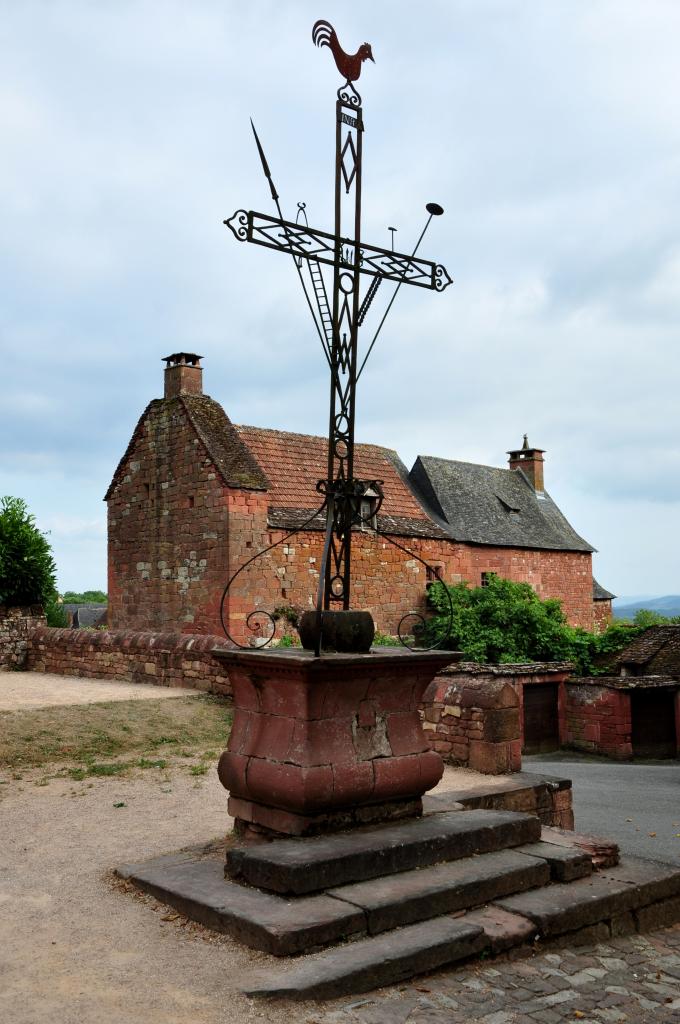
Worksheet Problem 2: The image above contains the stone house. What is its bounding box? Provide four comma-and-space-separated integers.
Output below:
105, 354, 611, 643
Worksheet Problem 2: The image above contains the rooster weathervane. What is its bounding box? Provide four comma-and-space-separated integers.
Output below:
223, 21, 454, 654
312, 19, 374, 81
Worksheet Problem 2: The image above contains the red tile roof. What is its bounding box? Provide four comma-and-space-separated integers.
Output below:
235, 425, 432, 522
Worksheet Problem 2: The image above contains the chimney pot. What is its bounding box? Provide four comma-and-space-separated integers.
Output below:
507, 435, 545, 493
163, 352, 203, 399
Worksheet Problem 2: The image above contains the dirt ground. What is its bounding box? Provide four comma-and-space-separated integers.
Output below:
0, 764, 330, 1024
0, 672, 522, 1024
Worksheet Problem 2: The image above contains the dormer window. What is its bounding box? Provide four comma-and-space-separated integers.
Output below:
497, 495, 521, 517
358, 487, 379, 531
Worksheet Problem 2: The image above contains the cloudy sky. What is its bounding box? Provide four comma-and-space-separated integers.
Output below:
2, 1, 679, 598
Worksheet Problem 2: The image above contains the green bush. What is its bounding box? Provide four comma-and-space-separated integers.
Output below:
44, 595, 68, 627
425, 575, 644, 676
0, 497, 57, 607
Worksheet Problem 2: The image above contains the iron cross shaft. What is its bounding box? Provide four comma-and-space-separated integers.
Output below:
225, 52, 450, 616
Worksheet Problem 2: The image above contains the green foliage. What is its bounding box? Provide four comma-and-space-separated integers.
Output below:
372, 630, 401, 646
272, 604, 301, 627
0, 497, 57, 607
277, 633, 301, 648
44, 596, 68, 628
61, 590, 107, 604
426, 575, 645, 676
630, 608, 680, 627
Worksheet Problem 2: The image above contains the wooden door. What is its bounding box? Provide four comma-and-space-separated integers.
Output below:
523, 682, 559, 754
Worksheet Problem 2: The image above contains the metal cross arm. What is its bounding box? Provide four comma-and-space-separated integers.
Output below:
224, 209, 452, 292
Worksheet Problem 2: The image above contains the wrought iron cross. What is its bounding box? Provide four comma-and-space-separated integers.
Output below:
225, 21, 452, 617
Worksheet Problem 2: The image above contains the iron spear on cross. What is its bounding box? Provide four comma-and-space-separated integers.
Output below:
224, 20, 452, 636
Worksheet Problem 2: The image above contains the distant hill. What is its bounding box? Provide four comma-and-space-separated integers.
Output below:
613, 595, 680, 620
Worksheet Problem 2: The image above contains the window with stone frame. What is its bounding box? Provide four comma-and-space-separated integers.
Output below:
358, 488, 379, 532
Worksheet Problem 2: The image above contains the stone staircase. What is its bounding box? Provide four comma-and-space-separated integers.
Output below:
118, 807, 680, 1000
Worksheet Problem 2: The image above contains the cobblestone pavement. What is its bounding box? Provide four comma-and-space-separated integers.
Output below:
309, 924, 680, 1024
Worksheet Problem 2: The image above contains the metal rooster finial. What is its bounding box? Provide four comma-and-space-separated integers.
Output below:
312, 20, 375, 82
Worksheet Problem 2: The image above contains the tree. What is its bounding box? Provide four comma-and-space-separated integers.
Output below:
426, 574, 575, 664
61, 590, 107, 604
425, 574, 644, 675
0, 496, 57, 606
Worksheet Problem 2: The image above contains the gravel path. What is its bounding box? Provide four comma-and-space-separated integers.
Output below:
0, 669, 197, 709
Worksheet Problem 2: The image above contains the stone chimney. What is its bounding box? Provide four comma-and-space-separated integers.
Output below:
507, 434, 545, 493
163, 352, 203, 399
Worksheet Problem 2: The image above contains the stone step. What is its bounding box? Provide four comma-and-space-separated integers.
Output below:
328, 848, 550, 935
119, 844, 550, 955
227, 808, 542, 894
241, 916, 487, 999
495, 855, 680, 938
514, 840, 592, 882
117, 854, 365, 956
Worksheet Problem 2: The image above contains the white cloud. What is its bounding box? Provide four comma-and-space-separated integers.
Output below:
2, 1, 680, 596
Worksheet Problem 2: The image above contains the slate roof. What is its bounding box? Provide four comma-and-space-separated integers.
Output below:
235, 425, 447, 539
593, 579, 616, 601
409, 455, 594, 553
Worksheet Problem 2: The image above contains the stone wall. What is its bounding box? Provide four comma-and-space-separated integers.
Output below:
421, 664, 523, 774
0, 605, 45, 669
593, 599, 613, 633
107, 395, 271, 639
421, 662, 573, 773
25, 627, 232, 696
564, 680, 633, 759
264, 532, 595, 638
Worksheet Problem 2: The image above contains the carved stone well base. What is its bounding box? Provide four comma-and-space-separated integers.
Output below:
215, 648, 461, 837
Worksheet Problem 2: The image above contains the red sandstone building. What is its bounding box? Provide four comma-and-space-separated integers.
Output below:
106, 354, 613, 642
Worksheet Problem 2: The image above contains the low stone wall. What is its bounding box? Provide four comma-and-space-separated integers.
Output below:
564, 680, 632, 758
424, 771, 574, 829
421, 662, 574, 773
0, 605, 45, 669
421, 664, 523, 774
25, 627, 232, 697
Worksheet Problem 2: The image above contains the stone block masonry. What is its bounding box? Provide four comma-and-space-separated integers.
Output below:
421, 666, 522, 775
261, 530, 596, 640
0, 605, 46, 669
25, 626, 232, 696
421, 663, 571, 773
564, 680, 633, 758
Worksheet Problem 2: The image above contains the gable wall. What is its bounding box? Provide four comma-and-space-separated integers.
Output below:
107, 400, 270, 636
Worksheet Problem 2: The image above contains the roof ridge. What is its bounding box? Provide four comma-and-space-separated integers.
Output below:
236, 423, 402, 456
419, 454, 511, 473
